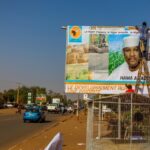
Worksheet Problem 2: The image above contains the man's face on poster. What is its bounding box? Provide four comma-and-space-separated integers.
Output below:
123, 46, 141, 71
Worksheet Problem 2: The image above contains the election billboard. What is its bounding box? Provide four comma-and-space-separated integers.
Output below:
36, 94, 46, 104
65, 26, 150, 94
52, 98, 60, 104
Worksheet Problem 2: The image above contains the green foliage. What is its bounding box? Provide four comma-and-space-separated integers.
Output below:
0, 86, 72, 105
67, 99, 73, 105
109, 51, 125, 75
3, 89, 16, 103
19, 86, 29, 104
122, 111, 131, 124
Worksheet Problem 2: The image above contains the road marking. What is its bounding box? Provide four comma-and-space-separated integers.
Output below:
7, 115, 72, 150
8, 144, 17, 150
0, 117, 17, 122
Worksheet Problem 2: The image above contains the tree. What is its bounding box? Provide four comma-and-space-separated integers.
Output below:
0, 92, 4, 103
4, 89, 16, 102
19, 86, 29, 104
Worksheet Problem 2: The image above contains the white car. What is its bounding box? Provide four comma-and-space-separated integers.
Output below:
47, 104, 60, 113
67, 106, 73, 113
4, 103, 14, 108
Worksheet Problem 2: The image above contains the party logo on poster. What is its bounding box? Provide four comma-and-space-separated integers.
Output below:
69, 26, 82, 42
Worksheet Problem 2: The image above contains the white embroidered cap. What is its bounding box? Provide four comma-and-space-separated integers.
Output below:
123, 36, 140, 48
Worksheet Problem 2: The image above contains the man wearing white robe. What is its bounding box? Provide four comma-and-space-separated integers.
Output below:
108, 36, 150, 94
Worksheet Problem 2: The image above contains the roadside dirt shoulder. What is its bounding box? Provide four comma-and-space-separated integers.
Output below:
0, 108, 17, 116
9, 112, 87, 150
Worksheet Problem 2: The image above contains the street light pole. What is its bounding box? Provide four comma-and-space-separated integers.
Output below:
61, 26, 67, 30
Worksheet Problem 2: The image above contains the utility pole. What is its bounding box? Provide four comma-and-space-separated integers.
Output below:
16, 82, 20, 104
76, 90, 80, 120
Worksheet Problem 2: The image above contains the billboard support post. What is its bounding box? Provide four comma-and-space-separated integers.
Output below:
86, 100, 93, 150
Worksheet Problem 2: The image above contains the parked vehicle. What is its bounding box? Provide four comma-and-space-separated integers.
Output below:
24, 103, 37, 110
40, 105, 47, 111
0, 103, 4, 109
47, 103, 60, 113
3, 102, 14, 108
23, 106, 46, 123
67, 106, 74, 113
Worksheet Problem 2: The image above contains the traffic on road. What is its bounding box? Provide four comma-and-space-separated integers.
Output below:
0, 101, 80, 150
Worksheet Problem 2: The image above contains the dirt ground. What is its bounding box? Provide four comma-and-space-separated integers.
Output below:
1, 109, 150, 150
0, 108, 86, 150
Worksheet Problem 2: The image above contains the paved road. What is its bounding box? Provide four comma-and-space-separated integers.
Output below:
0, 111, 61, 150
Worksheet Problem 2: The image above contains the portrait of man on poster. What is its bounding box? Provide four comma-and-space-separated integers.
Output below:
108, 36, 142, 80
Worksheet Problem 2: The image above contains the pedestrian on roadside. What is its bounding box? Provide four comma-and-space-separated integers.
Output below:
16, 104, 22, 114
60, 106, 64, 115
125, 84, 135, 93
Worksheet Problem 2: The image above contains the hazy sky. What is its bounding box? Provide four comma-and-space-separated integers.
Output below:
0, 0, 149, 94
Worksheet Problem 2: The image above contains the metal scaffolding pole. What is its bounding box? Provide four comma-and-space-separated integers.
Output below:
118, 97, 121, 139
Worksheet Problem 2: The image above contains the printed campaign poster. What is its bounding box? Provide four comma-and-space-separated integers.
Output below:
36, 94, 46, 104
65, 26, 150, 94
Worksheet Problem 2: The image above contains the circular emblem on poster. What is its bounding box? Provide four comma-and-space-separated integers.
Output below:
70, 26, 81, 39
